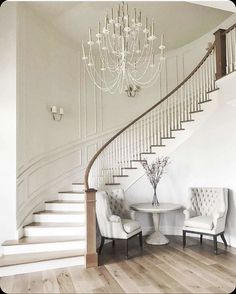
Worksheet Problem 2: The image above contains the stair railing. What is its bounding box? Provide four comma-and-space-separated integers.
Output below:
84, 25, 236, 268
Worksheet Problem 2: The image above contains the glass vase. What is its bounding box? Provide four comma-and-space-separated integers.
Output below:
152, 187, 159, 206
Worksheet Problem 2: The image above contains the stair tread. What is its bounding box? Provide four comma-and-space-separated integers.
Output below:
45, 200, 84, 204
2, 236, 85, 246
58, 191, 84, 194
0, 249, 85, 267
34, 210, 85, 215
24, 222, 85, 228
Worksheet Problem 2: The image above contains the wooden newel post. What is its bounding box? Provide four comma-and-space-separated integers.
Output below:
85, 188, 98, 267
214, 29, 226, 80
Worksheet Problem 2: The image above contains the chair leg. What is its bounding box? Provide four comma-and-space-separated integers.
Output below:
183, 231, 186, 248
220, 233, 227, 247
98, 236, 105, 255
126, 239, 129, 259
112, 240, 115, 248
139, 232, 143, 250
213, 235, 218, 254
200, 234, 203, 244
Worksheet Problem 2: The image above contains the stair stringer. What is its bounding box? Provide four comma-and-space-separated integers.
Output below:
105, 90, 219, 193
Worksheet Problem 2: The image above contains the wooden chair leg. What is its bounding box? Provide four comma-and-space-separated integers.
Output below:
112, 240, 115, 248
183, 231, 186, 248
126, 239, 129, 259
200, 234, 203, 244
98, 236, 105, 255
213, 235, 218, 254
220, 233, 227, 247
139, 232, 143, 249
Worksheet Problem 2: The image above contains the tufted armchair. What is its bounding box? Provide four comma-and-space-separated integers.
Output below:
96, 189, 142, 258
183, 187, 228, 254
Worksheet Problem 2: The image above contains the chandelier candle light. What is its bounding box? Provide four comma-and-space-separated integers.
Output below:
82, 2, 166, 95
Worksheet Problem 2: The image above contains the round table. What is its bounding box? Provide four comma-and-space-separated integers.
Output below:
131, 202, 182, 245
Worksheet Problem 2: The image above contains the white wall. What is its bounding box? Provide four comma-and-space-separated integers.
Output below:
16, 3, 83, 231
126, 72, 236, 247
0, 2, 17, 247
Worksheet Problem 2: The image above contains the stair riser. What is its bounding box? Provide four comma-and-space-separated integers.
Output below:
2, 240, 86, 255
24, 226, 86, 237
34, 214, 86, 223
0, 256, 85, 277
72, 184, 85, 192
58, 194, 85, 202
45, 203, 85, 212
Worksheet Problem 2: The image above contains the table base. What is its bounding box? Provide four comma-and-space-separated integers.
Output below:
145, 212, 169, 245
145, 231, 169, 245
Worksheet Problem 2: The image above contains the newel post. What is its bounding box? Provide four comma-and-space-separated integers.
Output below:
85, 188, 98, 267
214, 29, 226, 80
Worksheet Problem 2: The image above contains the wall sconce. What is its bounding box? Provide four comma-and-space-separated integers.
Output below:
51, 106, 64, 121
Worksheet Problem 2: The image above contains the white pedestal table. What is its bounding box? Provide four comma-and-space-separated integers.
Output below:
131, 202, 182, 245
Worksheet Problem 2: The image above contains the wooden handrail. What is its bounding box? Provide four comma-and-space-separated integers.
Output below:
84, 41, 216, 190
224, 22, 236, 35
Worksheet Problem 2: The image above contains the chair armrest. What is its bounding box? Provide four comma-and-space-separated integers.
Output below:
213, 211, 225, 227
183, 208, 196, 220
109, 215, 121, 223
129, 209, 136, 220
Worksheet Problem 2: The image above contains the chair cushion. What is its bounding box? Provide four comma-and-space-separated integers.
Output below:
122, 219, 141, 233
184, 215, 213, 230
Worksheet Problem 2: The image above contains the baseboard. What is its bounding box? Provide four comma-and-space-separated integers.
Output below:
142, 226, 236, 248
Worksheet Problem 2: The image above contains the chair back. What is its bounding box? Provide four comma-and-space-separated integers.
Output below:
189, 187, 228, 216
108, 189, 131, 219
96, 191, 113, 237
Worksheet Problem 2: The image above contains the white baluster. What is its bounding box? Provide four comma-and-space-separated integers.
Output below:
226, 33, 230, 74
234, 29, 236, 71
229, 31, 233, 73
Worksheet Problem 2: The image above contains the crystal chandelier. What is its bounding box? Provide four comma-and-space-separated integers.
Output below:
81, 2, 166, 95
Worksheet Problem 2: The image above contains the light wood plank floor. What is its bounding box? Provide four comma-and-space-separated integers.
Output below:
1, 236, 236, 293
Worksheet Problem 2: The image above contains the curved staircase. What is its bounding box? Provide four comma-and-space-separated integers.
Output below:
84, 25, 236, 267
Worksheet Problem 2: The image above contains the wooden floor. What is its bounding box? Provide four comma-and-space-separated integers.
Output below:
1, 235, 236, 293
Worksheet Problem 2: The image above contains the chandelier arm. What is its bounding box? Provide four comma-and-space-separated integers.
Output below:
133, 61, 164, 88
129, 48, 154, 81
93, 45, 119, 75
103, 35, 120, 68
85, 61, 122, 91
97, 42, 118, 73
128, 28, 140, 64
133, 61, 163, 86
135, 40, 154, 67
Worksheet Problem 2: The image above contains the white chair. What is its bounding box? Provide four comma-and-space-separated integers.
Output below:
96, 189, 142, 258
183, 187, 228, 254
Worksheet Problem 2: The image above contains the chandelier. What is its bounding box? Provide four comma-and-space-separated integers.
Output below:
81, 2, 166, 95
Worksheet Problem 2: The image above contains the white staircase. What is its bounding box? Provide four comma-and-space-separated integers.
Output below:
0, 183, 86, 277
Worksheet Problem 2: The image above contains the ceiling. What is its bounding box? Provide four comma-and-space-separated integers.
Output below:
27, 1, 232, 50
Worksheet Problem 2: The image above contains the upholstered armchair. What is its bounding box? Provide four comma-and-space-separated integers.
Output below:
96, 189, 142, 258
183, 187, 228, 254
